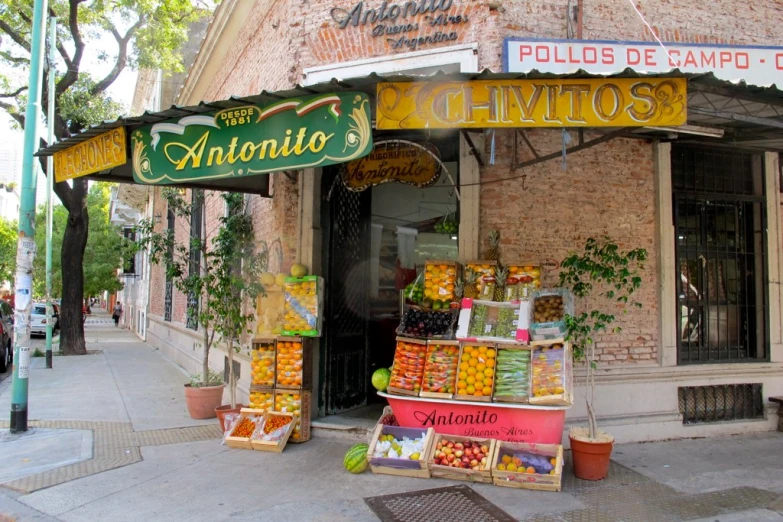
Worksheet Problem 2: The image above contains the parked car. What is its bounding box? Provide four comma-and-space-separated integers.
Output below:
0, 299, 14, 373
30, 303, 59, 337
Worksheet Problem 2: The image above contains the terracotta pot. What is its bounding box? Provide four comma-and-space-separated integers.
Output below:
215, 404, 245, 432
570, 435, 613, 481
183, 383, 225, 419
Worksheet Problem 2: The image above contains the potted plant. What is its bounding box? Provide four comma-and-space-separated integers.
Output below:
138, 190, 266, 425
558, 237, 647, 480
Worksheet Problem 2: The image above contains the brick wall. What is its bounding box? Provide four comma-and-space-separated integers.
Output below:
149, 188, 167, 318
479, 129, 659, 365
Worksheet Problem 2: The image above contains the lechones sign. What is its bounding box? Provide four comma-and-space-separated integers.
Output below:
376, 78, 686, 130
341, 140, 445, 191
54, 127, 127, 183
132, 92, 373, 185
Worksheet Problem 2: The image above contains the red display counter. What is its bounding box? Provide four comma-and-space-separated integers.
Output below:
379, 392, 568, 444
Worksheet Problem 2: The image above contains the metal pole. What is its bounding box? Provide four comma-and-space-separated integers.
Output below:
10, 0, 49, 433
45, 16, 56, 370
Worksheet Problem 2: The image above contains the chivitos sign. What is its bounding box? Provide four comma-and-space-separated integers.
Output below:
132, 92, 373, 185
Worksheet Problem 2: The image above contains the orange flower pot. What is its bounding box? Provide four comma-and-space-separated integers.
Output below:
183, 383, 225, 419
569, 435, 613, 481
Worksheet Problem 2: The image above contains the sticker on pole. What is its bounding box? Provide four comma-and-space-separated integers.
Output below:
18, 346, 30, 378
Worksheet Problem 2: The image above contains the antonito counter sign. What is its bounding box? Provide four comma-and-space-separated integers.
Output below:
54, 127, 127, 183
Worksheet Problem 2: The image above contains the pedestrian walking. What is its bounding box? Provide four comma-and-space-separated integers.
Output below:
113, 301, 122, 327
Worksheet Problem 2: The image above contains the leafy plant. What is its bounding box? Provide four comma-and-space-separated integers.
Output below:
558, 237, 647, 439
188, 370, 223, 388
137, 190, 267, 408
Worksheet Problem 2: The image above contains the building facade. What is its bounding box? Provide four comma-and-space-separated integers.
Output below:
144, 0, 783, 442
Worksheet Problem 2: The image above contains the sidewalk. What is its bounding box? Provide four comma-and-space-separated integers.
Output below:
0, 322, 780, 521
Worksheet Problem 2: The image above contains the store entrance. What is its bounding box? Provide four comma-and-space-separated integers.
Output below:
321, 135, 460, 414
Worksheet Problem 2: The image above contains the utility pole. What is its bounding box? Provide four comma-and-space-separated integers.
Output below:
10, 0, 49, 433
45, 16, 56, 370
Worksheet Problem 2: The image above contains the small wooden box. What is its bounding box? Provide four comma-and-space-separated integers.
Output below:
387, 338, 428, 397
490, 441, 564, 492
529, 340, 573, 407
224, 408, 266, 450
419, 340, 460, 399
251, 411, 296, 453
452, 342, 495, 402
426, 432, 497, 484
367, 424, 435, 479
274, 389, 312, 443
250, 337, 277, 388
492, 342, 533, 404
274, 336, 312, 390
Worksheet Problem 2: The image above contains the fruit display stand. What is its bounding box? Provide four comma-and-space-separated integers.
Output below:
419, 341, 460, 399
387, 338, 427, 396
274, 389, 312, 443
250, 338, 276, 387
225, 408, 266, 449
453, 343, 495, 402
282, 276, 323, 337
275, 337, 311, 390
367, 425, 436, 478
529, 341, 573, 406
377, 392, 568, 444
490, 441, 564, 491
423, 260, 461, 305
250, 411, 297, 453
426, 433, 497, 484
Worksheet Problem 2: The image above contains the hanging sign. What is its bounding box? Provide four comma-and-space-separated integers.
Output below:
131, 92, 373, 185
503, 37, 783, 87
54, 127, 127, 183
376, 78, 687, 130
341, 140, 444, 191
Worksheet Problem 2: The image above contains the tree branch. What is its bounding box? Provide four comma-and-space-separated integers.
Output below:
0, 18, 31, 53
0, 100, 24, 127
56, 0, 87, 97
0, 86, 27, 98
0, 51, 29, 65
90, 16, 146, 97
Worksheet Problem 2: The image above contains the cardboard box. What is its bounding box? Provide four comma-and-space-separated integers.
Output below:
255, 288, 286, 337
367, 424, 435, 479
282, 276, 323, 337
490, 441, 564, 492
529, 289, 574, 341
426, 432, 497, 484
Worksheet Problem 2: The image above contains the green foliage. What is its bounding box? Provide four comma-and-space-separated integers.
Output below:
0, 216, 17, 284
559, 237, 647, 362
33, 182, 129, 298
56, 75, 126, 133
136, 190, 267, 394
188, 369, 223, 388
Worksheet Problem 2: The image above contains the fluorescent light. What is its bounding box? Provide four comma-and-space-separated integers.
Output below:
643, 124, 724, 138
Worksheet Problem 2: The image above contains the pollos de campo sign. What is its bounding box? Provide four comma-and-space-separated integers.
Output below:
376, 78, 687, 129
342, 140, 445, 191
131, 92, 373, 185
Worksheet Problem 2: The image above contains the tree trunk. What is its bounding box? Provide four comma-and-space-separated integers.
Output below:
58, 180, 89, 355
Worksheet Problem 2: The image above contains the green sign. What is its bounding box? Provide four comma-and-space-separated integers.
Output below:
132, 92, 373, 185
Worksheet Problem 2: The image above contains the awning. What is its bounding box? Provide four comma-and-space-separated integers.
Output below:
36, 70, 783, 194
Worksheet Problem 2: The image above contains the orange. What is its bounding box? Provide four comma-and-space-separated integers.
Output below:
486, 348, 496, 358
458, 371, 468, 380
468, 358, 478, 367
478, 346, 488, 354
467, 367, 477, 376
457, 381, 467, 390
466, 385, 476, 395
473, 390, 483, 397
466, 376, 476, 385
486, 359, 495, 369
482, 386, 493, 395
501, 455, 512, 465
476, 363, 486, 372
525, 467, 536, 474
459, 362, 469, 371
484, 368, 494, 378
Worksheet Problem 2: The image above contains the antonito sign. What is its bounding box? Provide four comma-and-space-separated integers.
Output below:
376, 78, 687, 130
342, 140, 444, 191
131, 92, 373, 185
54, 127, 127, 183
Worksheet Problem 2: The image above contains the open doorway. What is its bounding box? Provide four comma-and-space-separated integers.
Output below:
320, 134, 460, 414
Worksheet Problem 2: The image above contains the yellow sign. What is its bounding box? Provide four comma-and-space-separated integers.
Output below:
376, 78, 686, 129
342, 140, 443, 191
54, 127, 127, 182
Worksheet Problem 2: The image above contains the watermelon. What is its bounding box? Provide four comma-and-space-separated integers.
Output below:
372, 368, 391, 392
344, 443, 369, 474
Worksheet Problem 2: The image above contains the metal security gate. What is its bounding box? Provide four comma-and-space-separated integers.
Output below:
672, 145, 767, 364
323, 173, 371, 414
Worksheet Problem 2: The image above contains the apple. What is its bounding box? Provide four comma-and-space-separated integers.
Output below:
437, 451, 445, 460
481, 444, 489, 454
481, 457, 488, 465
443, 447, 452, 456
454, 442, 464, 450
465, 448, 473, 456
436, 442, 443, 450
462, 456, 471, 465
454, 450, 464, 458
475, 452, 484, 461
446, 441, 455, 449
447, 454, 455, 462
470, 459, 479, 467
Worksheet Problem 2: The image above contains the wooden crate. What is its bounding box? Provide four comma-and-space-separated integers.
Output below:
529, 340, 573, 407
452, 342, 495, 403
250, 338, 277, 388
248, 386, 275, 411
490, 441, 564, 492
251, 411, 296, 453
274, 336, 312, 390
224, 408, 266, 450
387, 337, 427, 397
274, 389, 312, 443
367, 424, 435, 479
426, 432, 497, 484
419, 340, 460, 399
424, 260, 461, 304
492, 342, 533, 404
